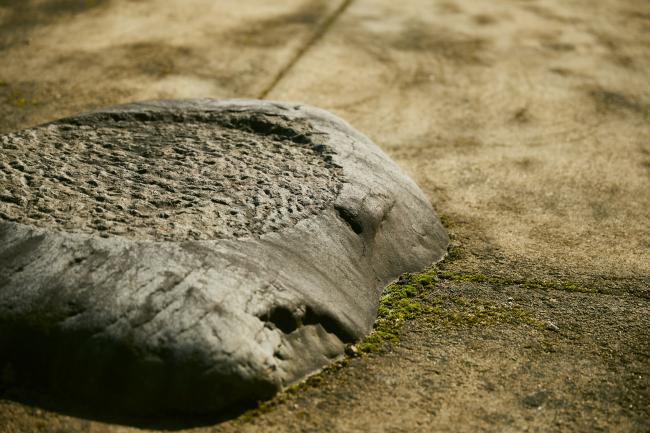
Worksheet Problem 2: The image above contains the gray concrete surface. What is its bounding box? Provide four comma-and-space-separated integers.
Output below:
0, 0, 648, 432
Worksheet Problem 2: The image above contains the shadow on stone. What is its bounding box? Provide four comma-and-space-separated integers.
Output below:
0, 322, 263, 429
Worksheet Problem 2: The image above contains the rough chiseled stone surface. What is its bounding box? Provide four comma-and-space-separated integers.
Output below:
0, 99, 448, 415
0, 110, 341, 240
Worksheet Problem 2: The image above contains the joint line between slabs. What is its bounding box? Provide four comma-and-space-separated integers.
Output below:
258, 0, 354, 99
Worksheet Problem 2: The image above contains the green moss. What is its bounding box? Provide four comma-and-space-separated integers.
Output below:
426, 295, 545, 329
438, 213, 455, 229
2, 85, 33, 108
439, 271, 511, 285
353, 265, 577, 354
438, 271, 596, 293
445, 244, 464, 262
560, 281, 593, 293
13, 97, 27, 108
356, 270, 438, 354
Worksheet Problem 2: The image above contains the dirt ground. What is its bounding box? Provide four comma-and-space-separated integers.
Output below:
0, 0, 648, 432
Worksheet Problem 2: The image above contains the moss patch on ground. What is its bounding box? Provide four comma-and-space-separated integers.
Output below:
355, 268, 549, 354
425, 295, 545, 328
355, 271, 438, 353
438, 271, 596, 293
0, 82, 37, 109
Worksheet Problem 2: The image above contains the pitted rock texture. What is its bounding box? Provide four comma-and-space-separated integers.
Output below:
0, 111, 341, 241
0, 99, 448, 416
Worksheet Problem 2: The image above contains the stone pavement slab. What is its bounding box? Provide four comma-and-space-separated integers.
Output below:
0, 0, 345, 133
269, 0, 650, 289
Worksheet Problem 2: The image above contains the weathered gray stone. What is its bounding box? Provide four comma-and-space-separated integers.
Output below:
0, 99, 448, 414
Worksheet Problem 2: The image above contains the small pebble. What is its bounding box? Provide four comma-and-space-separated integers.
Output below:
545, 321, 560, 332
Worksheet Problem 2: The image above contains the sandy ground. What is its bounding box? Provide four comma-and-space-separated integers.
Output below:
0, 0, 648, 432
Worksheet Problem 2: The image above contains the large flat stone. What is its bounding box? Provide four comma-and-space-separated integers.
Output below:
0, 99, 448, 414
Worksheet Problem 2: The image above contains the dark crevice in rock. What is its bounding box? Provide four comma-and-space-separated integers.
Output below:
258, 304, 356, 343
64, 111, 317, 146
303, 306, 356, 343
260, 305, 300, 334
335, 205, 364, 235
0, 195, 23, 205
221, 114, 313, 145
